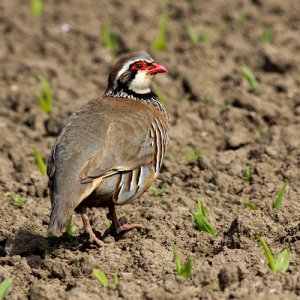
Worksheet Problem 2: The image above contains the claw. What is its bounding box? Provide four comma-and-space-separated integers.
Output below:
81, 207, 105, 247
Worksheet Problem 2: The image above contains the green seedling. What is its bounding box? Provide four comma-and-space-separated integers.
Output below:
241, 66, 259, 93
256, 235, 290, 272
72, 258, 80, 266
113, 268, 120, 286
187, 26, 199, 43
243, 167, 254, 182
154, 88, 167, 105
106, 220, 112, 229
274, 183, 286, 212
44, 249, 54, 258
234, 11, 246, 24
0, 278, 13, 300
185, 149, 202, 162
254, 130, 261, 139
156, 0, 167, 5
65, 215, 77, 237
101, 19, 118, 56
92, 268, 120, 287
199, 27, 217, 43
32, 147, 47, 176
263, 28, 272, 44
33, 75, 52, 114
6, 194, 28, 206
152, 12, 168, 52
150, 187, 166, 197
194, 200, 216, 237
173, 245, 192, 280
202, 94, 214, 106
244, 202, 259, 211
30, 0, 43, 17
93, 268, 109, 287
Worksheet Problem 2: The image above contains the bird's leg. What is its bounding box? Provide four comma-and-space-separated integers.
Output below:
107, 204, 143, 234
80, 207, 105, 246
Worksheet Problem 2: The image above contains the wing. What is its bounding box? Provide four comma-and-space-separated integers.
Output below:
78, 119, 153, 183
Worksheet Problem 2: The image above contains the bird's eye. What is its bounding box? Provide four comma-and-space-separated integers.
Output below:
136, 63, 143, 69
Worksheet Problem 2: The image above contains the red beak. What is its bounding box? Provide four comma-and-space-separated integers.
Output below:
148, 62, 167, 75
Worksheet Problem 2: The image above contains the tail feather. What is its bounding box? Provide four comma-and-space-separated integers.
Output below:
48, 194, 72, 236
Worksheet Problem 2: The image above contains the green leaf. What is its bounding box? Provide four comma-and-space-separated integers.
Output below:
275, 249, 290, 272
32, 147, 47, 176
185, 149, 202, 162
274, 183, 286, 212
244, 202, 259, 211
30, 0, 43, 17
243, 167, 253, 182
263, 28, 272, 44
198, 200, 206, 217
200, 27, 216, 42
256, 235, 276, 271
33, 75, 52, 114
178, 259, 193, 279
235, 11, 246, 24
0, 278, 13, 300
152, 12, 168, 52
150, 187, 166, 197
7, 194, 28, 206
241, 66, 259, 93
113, 268, 120, 286
187, 26, 199, 43
65, 215, 77, 237
194, 200, 216, 237
173, 245, 181, 274
92, 268, 109, 287
101, 19, 117, 56
172, 246, 192, 280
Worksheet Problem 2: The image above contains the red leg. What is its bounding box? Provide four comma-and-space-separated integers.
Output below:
80, 207, 105, 246
107, 204, 143, 234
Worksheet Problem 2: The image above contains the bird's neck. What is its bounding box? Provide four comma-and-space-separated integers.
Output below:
104, 85, 166, 111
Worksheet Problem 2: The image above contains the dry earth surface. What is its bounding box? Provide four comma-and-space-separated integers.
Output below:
0, 0, 300, 299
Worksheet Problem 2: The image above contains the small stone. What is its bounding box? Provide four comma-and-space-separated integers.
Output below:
206, 183, 218, 193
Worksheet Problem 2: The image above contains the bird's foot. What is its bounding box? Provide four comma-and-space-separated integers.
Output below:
104, 207, 144, 237
81, 209, 105, 247
85, 226, 106, 247
114, 216, 144, 234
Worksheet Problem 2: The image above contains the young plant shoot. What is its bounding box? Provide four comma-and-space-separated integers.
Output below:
33, 75, 53, 114
194, 200, 216, 237
274, 183, 287, 212
152, 12, 168, 52
101, 19, 118, 56
65, 215, 77, 237
241, 66, 259, 92
92, 268, 109, 287
244, 202, 259, 211
32, 147, 47, 176
256, 236, 290, 272
173, 245, 192, 280
0, 278, 13, 300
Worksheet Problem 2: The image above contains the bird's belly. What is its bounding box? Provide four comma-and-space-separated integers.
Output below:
93, 165, 155, 206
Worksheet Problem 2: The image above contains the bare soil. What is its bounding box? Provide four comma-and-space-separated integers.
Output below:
1, 0, 300, 299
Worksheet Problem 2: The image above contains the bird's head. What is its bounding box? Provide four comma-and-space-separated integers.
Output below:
105, 52, 167, 98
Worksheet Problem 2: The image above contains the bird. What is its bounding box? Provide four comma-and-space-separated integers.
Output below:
47, 51, 170, 246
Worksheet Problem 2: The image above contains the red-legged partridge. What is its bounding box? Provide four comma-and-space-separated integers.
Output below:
47, 52, 170, 245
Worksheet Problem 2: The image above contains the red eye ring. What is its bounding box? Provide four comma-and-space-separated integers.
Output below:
132, 61, 147, 71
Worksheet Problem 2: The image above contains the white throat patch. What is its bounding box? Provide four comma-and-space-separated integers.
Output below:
128, 70, 153, 94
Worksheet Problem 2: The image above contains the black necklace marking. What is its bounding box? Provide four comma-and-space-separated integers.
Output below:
105, 84, 165, 111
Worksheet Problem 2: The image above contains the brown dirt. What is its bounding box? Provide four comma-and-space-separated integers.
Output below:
1, 0, 300, 299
